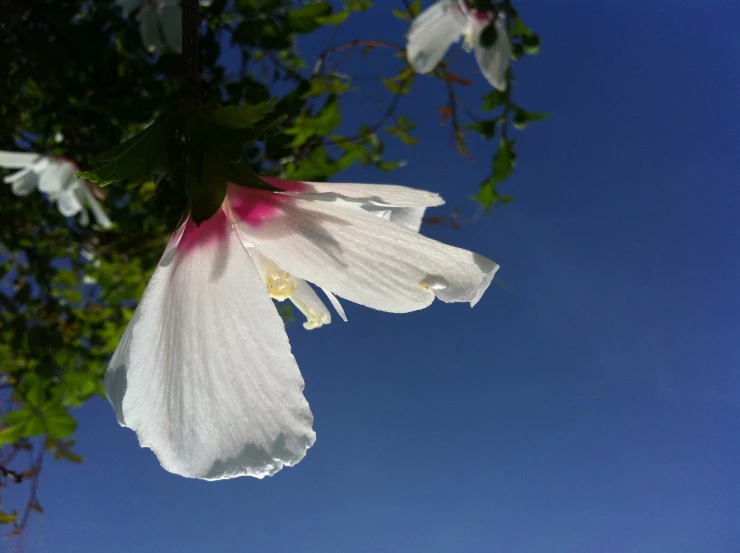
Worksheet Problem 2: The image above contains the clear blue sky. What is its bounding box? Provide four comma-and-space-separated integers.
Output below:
19, 1, 740, 552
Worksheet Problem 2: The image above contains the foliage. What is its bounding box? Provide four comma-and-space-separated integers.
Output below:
0, 0, 546, 539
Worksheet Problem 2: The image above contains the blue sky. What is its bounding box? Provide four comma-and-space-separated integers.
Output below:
16, 1, 740, 552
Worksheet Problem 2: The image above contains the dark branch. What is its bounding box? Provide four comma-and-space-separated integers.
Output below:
181, 0, 202, 106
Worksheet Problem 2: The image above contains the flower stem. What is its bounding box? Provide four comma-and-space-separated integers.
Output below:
181, 0, 201, 107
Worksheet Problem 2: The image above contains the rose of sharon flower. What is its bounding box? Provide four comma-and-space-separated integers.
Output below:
117, 0, 211, 53
0, 151, 112, 229
407, 0, 511, 90
105, 178, 498, 480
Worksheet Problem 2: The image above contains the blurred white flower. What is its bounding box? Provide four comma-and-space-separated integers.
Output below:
407, 0, 511, 90
0, 151, 113, 229
118, 0, 211, 53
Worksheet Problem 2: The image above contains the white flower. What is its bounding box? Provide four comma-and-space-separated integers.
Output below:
407, 0, 511, 90
118, 0, 211, 53
0, 151, 113, 229
105, 178, 499, 480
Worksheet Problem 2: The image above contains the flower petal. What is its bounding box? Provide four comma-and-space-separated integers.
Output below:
159, 3, 183, 52
473, 18, 511, 91
235, 192, 498, 313
263, 178, 444, 208
117, 0, 140, 17
138, 8, 160, 52
321, 288, 347, 322
57, 185, 84, 217
373, 206, 427, 232
105, 210, 315, 480
0, 150, 41, 169
37, 160, 76, 196
406, 0, 467, 74
5, 167, 41, 196
78, 183, 113, 229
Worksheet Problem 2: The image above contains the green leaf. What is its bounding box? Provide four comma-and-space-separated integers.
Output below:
316, 10, 350, 25
482, 89, 506, 111
346, 0, 372, 11
25, 415, 45, 436
302, 76, 350, 98
0, 424, 25, 445
0, 511, 19, 525
26, 379, 45, 406
284, 96, 341, 147
78, 110, 180, 186
463, 120, 498, 140
511, 42, 524, 60
43, 404, 78, 439
392, 8, 411, 21
492, 138, 515, 184
211, 99, 277, 129
386, 115, 418, 145
509, 17, 534, 38
227, 159, 282, 193
51, 439, 84, 463
185, 147, 227, 226
287, 3, 332, 33
381, 76, 413, 95
4, 410, 29, 427
471, 182, 497, 209
523, 34, 541, 55
512, 107, 551, 129
375, 160, 407, 172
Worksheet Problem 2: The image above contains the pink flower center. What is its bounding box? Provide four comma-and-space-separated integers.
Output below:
176, 177, 308, 253
177, 209, 229, 253
228, 178, 306, 228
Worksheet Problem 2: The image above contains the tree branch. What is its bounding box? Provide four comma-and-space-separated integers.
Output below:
181, 0, 202, 106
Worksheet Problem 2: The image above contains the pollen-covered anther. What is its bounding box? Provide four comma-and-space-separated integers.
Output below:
462, 29, 475, 52
265, 271, 297, 300
292, 297, 329, 331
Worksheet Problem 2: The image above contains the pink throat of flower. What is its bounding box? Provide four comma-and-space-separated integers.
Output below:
227, 178, 306, 228
175, 177, 308, 253
460, 1, 493, 23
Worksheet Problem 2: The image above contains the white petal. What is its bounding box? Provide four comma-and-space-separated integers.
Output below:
71, 184, 91, 226
105, 210, 315, 480
79, 183, 113, 229
37, 160, 75, 196
138, 8, 160, 52
406, 0, 467, 74
321, 288, 347, 322
0, 150, 41, 169
57, 186, 84, 217
232, 189, 498, 313
295, 192, 429, 233
6, 168, 40, 196
5, 157, 50, 196
117, 0, 140, 17
473, 18, 511, 91
159, 3, 183, 52
374, 206, 427, 232
266, 178, 444, 208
